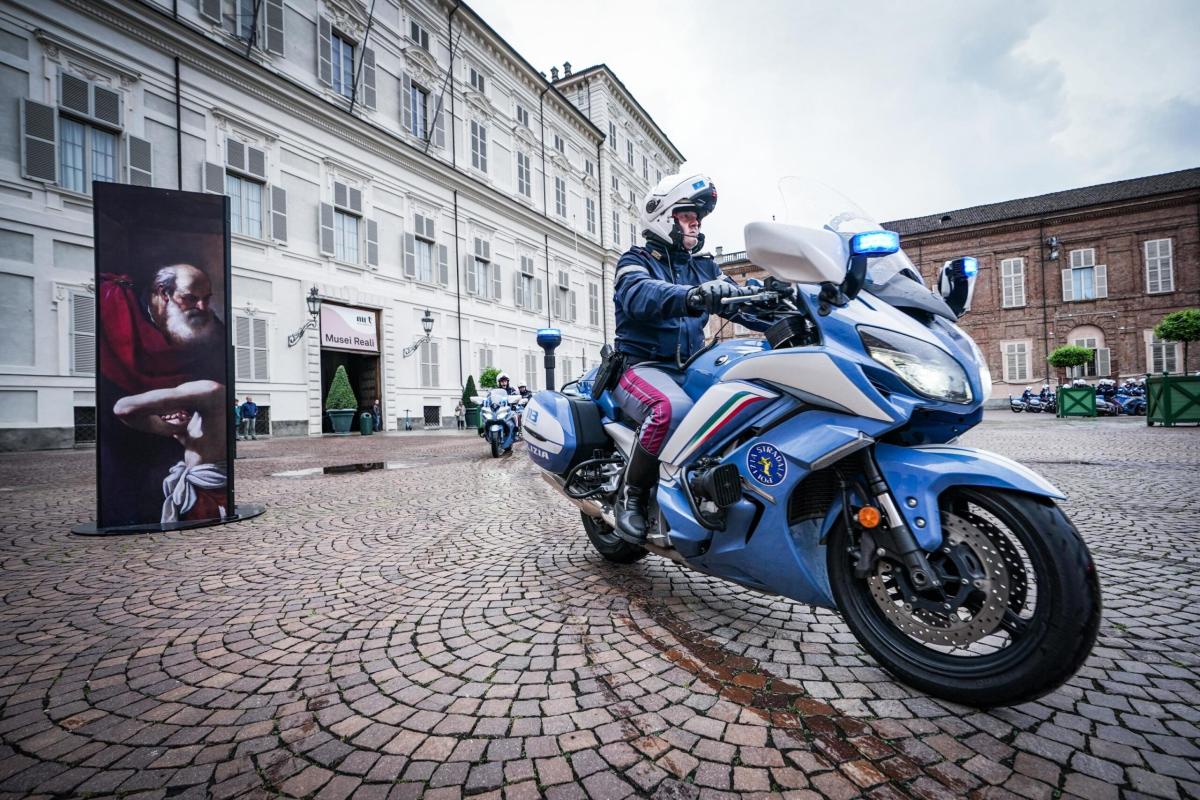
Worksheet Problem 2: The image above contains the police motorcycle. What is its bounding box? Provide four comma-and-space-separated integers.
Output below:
1021, 387, 1044, 413
1007, 392, 1027, 413
523, 179, 1100, 707
474, 388, 523, 457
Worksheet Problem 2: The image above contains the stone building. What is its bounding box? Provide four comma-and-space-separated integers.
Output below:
0, 0, 682, 450
711, 169, 1200, 398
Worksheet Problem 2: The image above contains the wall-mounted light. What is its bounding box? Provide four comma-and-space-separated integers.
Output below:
1045, 235, 1060, 261
402, 309, 435, 357
287, 287, 322, 347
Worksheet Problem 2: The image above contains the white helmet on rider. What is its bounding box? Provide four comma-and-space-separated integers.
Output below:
497, 372, 511, 385
638, 173, 718, 252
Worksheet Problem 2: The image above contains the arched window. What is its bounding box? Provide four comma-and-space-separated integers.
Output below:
1065, 325, 1110, 378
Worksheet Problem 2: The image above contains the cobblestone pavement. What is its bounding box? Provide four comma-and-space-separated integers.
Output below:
0, 413, 1196, 800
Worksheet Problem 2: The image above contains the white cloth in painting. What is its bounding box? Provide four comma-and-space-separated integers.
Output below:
161, 461, 227, 523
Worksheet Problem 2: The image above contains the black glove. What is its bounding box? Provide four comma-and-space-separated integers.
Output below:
687, 279, 754, 314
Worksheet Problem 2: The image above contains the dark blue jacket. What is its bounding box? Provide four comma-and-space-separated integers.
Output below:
613, 245, 770, 362
242, 401, 258, 418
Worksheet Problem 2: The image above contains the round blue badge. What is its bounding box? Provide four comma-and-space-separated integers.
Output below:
746, 443, 787, 487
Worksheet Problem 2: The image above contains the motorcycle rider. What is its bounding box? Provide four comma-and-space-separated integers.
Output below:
611, 173, 771, 542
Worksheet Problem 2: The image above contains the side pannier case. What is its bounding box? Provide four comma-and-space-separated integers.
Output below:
522, 391, 607, 477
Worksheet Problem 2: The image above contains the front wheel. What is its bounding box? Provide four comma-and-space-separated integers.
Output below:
828, 488, 1101, 708
490, 438, 501, 458
581, 512, 647, 564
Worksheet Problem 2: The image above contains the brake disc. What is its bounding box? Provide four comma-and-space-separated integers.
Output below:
866, 514, 1011, 647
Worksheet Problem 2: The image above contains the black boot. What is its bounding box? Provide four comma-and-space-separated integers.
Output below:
616, 441, 658, 543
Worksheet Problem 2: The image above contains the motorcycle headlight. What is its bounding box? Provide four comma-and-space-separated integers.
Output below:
859, 326, 973, 404
482, 409, 495, 420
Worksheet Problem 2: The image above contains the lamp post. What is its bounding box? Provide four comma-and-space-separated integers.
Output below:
287, 287, 322, 347
402, 309, 435, 357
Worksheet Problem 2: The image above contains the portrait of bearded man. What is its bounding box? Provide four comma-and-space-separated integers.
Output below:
97, 263, 230, 527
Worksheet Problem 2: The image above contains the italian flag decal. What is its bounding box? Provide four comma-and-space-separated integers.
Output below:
676, 391, 768, 463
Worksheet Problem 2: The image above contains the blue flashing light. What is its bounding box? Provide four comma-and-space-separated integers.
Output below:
850, 230, 900, 257
961, 256, 979, 277
536, 328, 562, 350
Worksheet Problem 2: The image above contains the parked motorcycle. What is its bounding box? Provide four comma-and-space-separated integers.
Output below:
1008, 394, 1026, 413
524, 179, 1100, 708
1023, 388, 1045, 414
1039, 386, 1057, 415
475, 388, 523, 457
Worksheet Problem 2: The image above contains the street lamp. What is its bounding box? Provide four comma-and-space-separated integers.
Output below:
402, 309, 435, 357
287, 287, 322, 347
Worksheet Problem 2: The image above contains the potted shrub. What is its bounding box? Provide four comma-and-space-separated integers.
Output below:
325, 365, 358, 434
463, 375, 480, 429
1047, 345, 1096, 417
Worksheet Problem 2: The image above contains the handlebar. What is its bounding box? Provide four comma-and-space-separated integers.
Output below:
721, 290, 779, 306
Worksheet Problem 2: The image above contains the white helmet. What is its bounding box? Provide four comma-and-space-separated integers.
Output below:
497, 372, 511, 384
638, 173, 718, 252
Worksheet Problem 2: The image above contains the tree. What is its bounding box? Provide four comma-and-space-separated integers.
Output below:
325, 365, 357, 410
480, 367, 500, 389
1153, 308, 1200, 373
1047, 345, 1094, 386
462, 375, 478, 408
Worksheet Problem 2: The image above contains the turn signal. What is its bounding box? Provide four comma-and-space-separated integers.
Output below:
857, 506, 881, 529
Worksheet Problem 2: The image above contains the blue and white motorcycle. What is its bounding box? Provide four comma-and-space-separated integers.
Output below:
475, 388, 522, 458
524, 180, 1100, 707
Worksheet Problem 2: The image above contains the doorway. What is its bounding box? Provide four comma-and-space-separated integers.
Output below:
320, 350, 381, 432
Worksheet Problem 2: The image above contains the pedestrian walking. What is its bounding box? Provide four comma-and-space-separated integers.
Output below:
454, 401, 465, 430
240, 395, 258, 440
372, 397, 382, 432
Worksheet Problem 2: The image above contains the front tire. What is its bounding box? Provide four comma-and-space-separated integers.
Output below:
581, 512, 647, 564
490, 438, 501, 458
828, 488, 1101, 708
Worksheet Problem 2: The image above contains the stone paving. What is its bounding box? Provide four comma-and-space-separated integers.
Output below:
0, 413, 1196, 799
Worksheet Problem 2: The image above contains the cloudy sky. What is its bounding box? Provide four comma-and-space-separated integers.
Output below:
468, 0, 1200, 251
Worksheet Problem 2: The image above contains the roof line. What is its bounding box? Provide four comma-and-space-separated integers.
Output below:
554, 63, 686, 163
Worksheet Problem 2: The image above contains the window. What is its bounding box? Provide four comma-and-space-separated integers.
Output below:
611, 174, 619, 192
414, 213, 435, 282
59, 118, 117, 194
330, 32, 355, 98
588, 282, 599, 326
419, 340, 439, 387
516, 152, 531, 198
478, 346, 495, 373
469, 66, 486, 94
523, 352, 539, 392
515, 255, 543, 312
1063, 248, 1106, 302
553, 133, 565, 153
70, 291, 95, 375
516, 104, 530, 128
468, 238, 500, 301
226, 174, 263, 238
642, 154, 649, 181
1148, 332, 1179, 374
226, 0, 255, 40
1069, 336, 1110, 378
553, 270, 576, 322
1000, 258, 1025, 308
608, 121, 617, 150
613, 211, 620, 246
334, 211, 358, 262
627, 140, 634, 167
1001, 341, 1029, 383
585, 197, 596, 235
554, 177, 567, 217
470, 120, 488, 172
656, 168, 662, 183
407, 83, 428, 138
235, 314, 269, 381
1144, 239, 1174, 294
585, 159, 594, 178
628, 189, 635, 206
629, 221, 636, 245
409, 19, 430, 50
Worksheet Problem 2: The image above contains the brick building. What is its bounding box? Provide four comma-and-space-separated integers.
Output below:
712, 168, 1200, 399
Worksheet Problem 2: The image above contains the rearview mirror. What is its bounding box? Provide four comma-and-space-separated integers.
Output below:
938, 257, 978, 317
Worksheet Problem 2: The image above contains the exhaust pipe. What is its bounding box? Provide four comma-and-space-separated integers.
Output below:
540, 472, 607, 521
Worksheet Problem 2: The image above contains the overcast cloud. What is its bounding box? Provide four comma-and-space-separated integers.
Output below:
467, 0, 1200, 251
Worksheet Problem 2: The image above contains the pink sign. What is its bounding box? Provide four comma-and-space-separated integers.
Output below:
321, 304, 378, 353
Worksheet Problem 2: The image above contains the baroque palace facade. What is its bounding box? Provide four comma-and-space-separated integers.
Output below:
712, 169, 1199, 400
0, 0, 684, 449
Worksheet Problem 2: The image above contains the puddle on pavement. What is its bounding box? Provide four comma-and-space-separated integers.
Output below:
270, 461, 419, 477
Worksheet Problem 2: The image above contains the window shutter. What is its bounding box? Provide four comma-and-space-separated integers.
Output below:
92, 86, 121, 127
400, 72, 413, 134
235, 315, 252, 380
366, 218, 379, 267
465, 254, 477, 295
317, 16, 333, 86
198, 0, 222, 24
246, 146, 266, 180
438, 244, 449, 285
569, 290, 577, 323
403, 232, 416, 277
60, 74, 90, 115
535, 277, 544, 312
226, 139, 246, 172
202, 161, 224, 193
361, 48, 377, 110
127, 136, 153, 186
319, 202, 335, 256
252, 317, 269, 380
71, 293, 96, 375
264, 0, 285, 55
1096, 347, 1111, 377
349, 187, 362, 214
1094, 264, 1107, 298
431, 342, 439, 387
20, 99, 57, 183
433, 99, 446, 148
492, 263, 502, 301
270, 186, 287, 242
1061, 268, 1073, 302
334, 181, 348, 208
514, 273, 524, 308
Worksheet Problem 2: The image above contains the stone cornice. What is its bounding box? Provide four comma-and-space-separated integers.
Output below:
36, 28, 141, 86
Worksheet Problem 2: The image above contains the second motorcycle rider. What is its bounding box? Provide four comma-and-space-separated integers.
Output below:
611, 174, 770, 542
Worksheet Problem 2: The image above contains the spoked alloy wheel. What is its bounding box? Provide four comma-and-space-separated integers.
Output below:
829, 488, 1101, 707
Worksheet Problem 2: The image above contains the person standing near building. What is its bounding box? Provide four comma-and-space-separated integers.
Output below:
232, 399, 242, 441
372, 397, 382, 432
240, 395, 258, 440
454, 401, 465, 430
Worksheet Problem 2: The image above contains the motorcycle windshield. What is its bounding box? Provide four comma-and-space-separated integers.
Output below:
778, 177, 922, 290
486, 389, 510, 408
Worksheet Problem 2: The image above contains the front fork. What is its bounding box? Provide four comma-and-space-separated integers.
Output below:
851, 450, 940, 591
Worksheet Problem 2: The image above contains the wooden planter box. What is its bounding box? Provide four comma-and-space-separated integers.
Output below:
1146, 374, 1200, 427
1057, 387, 1096, 417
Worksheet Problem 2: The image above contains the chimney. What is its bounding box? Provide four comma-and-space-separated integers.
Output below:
715, 246, 724, 257
563, 61, 572, 76
550, 66, 559, 81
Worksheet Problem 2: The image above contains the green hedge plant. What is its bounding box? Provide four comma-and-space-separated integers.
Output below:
325, 365, 357, 410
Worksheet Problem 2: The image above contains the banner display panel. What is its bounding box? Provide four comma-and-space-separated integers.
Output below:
321, 304, 379, 353
93, 183, 233, 529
